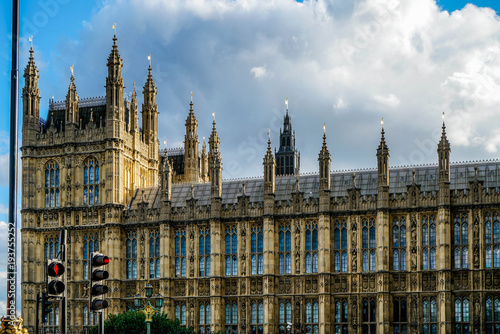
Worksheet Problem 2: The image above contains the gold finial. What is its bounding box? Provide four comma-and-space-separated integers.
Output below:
285, 97, 288, 111
381, 117, 384, 128
442, 111, 445, 124
70, 64, 74, 76
212, 112, 215, 122
191, 91, 193, 102
323, 123, 326, 135
148, 54, 151, 67
29, 35, 33, 48
112, 22, 117, 33
164, 138, 167, 148
133, 81, 135, 89
268, 128, 271, 140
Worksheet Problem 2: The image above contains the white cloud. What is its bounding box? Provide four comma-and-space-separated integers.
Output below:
250, 66, 268, 79
28, 0, 500, 175
373, 94, 401, 108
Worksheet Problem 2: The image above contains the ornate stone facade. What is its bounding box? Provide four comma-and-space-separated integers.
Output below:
21, 35, 500, 334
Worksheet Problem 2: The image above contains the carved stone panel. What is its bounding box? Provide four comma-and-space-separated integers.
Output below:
250, 278, 263, 295
422, 272, 436, 291
225, 279, 238, 295
333, 275, 348, 293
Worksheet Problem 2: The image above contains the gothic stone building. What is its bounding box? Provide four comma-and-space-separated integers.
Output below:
20, 35, 500, 334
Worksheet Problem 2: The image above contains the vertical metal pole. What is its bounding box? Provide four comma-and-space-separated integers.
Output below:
146, 321, 150, 334
7, 0, 20, 322
98, 312, 103, 334
59, 229, 67, 334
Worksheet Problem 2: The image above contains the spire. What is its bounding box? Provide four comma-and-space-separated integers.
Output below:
208, 112, 221, 174
106, 33, 125, 124
184, 93, 200, 182
377, 117, 389, 156
377, 118, 390, 188
22, 46, 41, 133
318, 123, 331, 191
65, 68, 79, 124
263, 129, 276, 194
201, 137, 208, 182
276, 98, 300, 175
161, 139, 172, 202
130, 82, 139, 133
438, 112, 451, 184
142, 61, 158, 144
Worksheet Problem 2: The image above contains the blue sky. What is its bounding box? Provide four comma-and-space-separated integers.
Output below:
1, 0, 500, 315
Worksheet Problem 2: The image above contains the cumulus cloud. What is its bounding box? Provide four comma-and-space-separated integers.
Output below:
29, 0, 500, 175
250, 65, 268, 79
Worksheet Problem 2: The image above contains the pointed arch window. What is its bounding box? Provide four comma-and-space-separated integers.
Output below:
225, 301, 238, 334
362, 218, 376, 272
334, 220, 348, 273
453, 214, 469, 269
149, 230, 160, 278
423, 297, 437, 334
485, 212, 500, 268
454, 297, 470, 333
361, 298, 376, 334
175, 230, 187, 277
392, 217, 407, 271
486, 296, 500, 333
251, 225, 263, 275
83, 157, 99, 205
333, 298, 348, 334
279, 223, 292, 274
45, 161, 60, 208
199, 301, 210, 333
251, 301, 264, 334
175, 303, 186, 325
305, 222, 318, 273
305, 300, 319, 334
126, 232, 137, 279
83, 233, 99, 280
393, 297, 408, 334
225, 226, 237, 276
199, 228, 211, 277
422, 216, 437, 270
278, 300, 292, 334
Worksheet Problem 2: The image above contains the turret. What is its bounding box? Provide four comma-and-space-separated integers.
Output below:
130, 83, 139, 134
263, 131, 275, 195
141, 63, 158, 144
184, 94, 200, 183
210, 150, 222, 198
22, 47, 41, 145
200, 137, 208, 182
276, 98, 300, 175
437, 112, 451, 205
105, 34, 125, 134
318, 124, 331, 192
376, 119, 390, 208
161, 147, 172, 201
65, 69, 79, 125
208, 113, 220, 178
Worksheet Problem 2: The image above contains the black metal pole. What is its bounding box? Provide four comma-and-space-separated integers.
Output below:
7, 0, 20, 321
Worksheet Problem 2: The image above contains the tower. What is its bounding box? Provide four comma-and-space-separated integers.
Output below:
65, 70, 79, 126
318, 125, 331, 194
263, 131, 276, 196
275, 101, 300, 175
208, 113, 220, 180
141, 64, 158, 145
22, 47, 41, 146
105, 33, 125, 137
184, 95, 200, 183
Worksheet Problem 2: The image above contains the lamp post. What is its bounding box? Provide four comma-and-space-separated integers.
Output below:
134, 281, 163, 334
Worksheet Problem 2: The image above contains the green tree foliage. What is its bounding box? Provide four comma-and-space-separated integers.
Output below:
89, 311, 195, 334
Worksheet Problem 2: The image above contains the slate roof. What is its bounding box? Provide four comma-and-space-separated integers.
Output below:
129, 160, 500, 209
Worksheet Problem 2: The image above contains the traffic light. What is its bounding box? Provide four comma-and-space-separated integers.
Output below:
89, 252, 110, 311
41, 292, 52, 324
47, 259, 65, 297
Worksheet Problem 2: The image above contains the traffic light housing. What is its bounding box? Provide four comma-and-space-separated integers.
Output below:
89, 252, 110, 311
47, 259, 65, 297
41, 292, 52, 324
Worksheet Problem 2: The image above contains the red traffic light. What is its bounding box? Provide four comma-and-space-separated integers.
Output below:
48, 262, 65, 277
92, 255, 110, 266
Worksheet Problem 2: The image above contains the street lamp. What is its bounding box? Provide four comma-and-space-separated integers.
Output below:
134, 281, 163, 334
